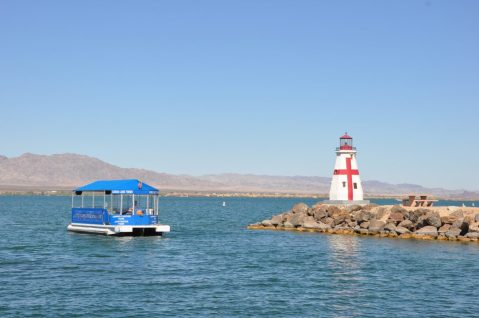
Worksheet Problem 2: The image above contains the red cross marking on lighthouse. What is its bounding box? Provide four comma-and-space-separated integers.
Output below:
333, 157, 359, 200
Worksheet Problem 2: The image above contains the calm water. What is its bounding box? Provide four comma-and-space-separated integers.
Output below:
1, 196, 479, 317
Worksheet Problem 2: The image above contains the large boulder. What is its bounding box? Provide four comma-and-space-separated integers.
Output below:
466, 232, 479, 239
415, 226, 438, 237
388, 212, 405, 224
395, 226, 411, 235
346, 205, 363, 213
438, 224, 451, 234
360, 221, 370, 229
424, 211, 442, 228
323, 205, 341, 217
351, 210, 374, 223
441, 215, 459, 225
322, 217, 335, 225
452, 219, 469, 236
328, 207, 344, 220
283, 213, 294, 223
391, 205, 408, 215
290, 213, 306, 227
450, 210, 464, 218
408, 209, 428, 224
301, 215, 315, 223
292, 203, 309, 214
332, 212, 351, 227
398, 219, 414, 230
368, 220, 386, 234
333, 224, 350, 231
317, 222, 332, 231
475, 214, 479, 223
384, 222, 397, 232
302, 218, 321, 229
465, 215, 475, 225
373, 207, 388, 220
270, 214, 284, 226
283, 221, 294, 229
415, 211, 441, 228
347, 220, 358, 228
308, 204, 322, 216
447, 206, 460, 213
312, 203, 323, 209
439, 210, 465, 226
261, 219, 273, 227
309, 203, 324, 216
415, 215, 427, 228
313, 208, 328, 221
445, 228, 461, 238
468, 222, 479, 233
362, 204, 379, 211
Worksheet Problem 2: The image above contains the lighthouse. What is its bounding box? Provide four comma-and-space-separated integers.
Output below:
326, 133, 369, 205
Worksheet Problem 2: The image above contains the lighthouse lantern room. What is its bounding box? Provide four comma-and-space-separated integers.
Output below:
326, 133, 370, 205
339, 134, 354, 150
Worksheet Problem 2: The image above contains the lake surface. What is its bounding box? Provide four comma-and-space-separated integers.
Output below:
1, 196, 479, 317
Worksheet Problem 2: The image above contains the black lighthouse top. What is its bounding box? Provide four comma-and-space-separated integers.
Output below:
339, 133, 354, 150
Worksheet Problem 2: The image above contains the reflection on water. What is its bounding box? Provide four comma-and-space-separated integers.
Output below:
327, 235, 361, 267
326, 235, 363, 317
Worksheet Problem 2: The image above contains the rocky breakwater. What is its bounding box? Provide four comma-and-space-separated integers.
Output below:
248, 203, 479, 243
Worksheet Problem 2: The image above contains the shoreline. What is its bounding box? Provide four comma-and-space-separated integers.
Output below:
247, 224, 479, 243
0, 190, 478, 201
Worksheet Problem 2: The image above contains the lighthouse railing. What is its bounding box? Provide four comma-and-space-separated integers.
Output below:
336, 146, 356, 151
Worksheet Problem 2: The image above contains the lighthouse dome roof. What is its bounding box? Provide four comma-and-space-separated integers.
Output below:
340, 133, 352, 139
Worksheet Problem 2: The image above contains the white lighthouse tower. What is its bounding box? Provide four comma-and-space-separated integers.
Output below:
326, 133, 369, 205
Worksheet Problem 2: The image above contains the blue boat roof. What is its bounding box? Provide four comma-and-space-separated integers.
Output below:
75, 179, 159, 195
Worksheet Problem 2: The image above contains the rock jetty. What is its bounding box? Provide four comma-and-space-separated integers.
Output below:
248, 203, 479, 243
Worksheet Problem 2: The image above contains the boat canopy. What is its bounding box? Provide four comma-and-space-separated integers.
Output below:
75, 179, 159, 195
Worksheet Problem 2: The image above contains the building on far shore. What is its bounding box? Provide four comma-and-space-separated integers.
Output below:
323, 133, 370, 206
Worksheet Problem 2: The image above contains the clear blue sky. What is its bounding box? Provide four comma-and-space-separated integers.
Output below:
0, 0, 478, 190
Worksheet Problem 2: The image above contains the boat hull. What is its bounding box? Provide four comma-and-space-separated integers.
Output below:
67, 223, 171, 236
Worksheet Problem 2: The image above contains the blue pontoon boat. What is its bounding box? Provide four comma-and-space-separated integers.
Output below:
67, 179, 170, 236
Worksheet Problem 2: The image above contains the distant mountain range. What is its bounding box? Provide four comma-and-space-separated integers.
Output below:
0, 153, 477, 199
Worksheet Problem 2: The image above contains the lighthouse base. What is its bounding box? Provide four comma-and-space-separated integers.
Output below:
322, 200, 370, 206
